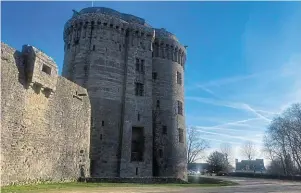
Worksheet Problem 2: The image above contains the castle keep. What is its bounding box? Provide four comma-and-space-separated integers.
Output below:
1, 7, 187, 185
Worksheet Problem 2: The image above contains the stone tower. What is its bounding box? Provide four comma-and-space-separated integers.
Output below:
62, 7, 187, 179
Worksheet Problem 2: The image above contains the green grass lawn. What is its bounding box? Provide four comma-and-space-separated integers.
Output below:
1, 177, 238, 193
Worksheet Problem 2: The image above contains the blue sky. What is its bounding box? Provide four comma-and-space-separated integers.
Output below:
2, 1, 301, 165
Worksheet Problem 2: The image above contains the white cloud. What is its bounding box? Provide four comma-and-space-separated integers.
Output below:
186, 96, 272, 122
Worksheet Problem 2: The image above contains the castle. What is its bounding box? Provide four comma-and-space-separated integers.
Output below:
1, 7, 187, 185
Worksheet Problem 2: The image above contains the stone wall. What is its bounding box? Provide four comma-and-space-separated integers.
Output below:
1, 42, 91, 186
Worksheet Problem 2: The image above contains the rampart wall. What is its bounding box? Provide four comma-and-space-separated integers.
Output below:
1, 42, 91, 185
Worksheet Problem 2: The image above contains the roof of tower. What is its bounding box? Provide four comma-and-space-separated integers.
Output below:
75, 7, 152, 27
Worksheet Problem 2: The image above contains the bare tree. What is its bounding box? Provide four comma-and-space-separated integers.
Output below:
187, 126, 210, 163
220, 143, 233, 171
220, 143, 232, 162
263, 103, 301, 175
241, 141, 257, 160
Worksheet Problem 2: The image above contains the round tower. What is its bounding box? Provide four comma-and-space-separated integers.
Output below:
63, 7, 155, 177
152, 28, 187, 179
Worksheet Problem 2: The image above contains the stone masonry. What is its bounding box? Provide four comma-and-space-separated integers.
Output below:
1, 42, 91, 186
63, 7, 187, 180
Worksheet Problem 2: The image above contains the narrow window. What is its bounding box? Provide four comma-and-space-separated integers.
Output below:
159, 149, 163, 158
42, 64, 51, 75
141, 60, 145, 74
136, 167, 138, 175
67, 44, 70, 49
177, 71, 182, 85
177, 101, 183, 115
135, 83, 144, 96
102, 121, 104, 126
152, 72, 157, 80
100, 134, 102, 140
92, 45, 95, 51
138, 113, 140, 121
135, 58, 140, 72
119, 44, 121, 51
162, 126, 167, 134
178, 128, 184, 143
156, 100, 160, 108
131, 127, 144, 162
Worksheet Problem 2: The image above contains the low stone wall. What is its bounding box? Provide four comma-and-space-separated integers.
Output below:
79, 177, 189, 184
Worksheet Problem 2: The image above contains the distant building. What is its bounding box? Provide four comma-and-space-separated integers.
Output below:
235, 159, 266, 173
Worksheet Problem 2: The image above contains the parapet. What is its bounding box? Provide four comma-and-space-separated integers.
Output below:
75, 7, 149, 26
153, 29, 187, 67
63, 7, 154, 44
22, 45, 58, 95
155, 28, 179, 42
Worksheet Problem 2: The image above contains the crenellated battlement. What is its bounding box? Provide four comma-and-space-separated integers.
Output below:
64, 12, 154, 44
153, 39, 186, 67
63, 8, 186, 68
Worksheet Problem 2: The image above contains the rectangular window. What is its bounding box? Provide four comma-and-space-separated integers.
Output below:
152, 72, 157, 80
131, 127, 144, 162
162, 125, 167, 134
42, 64, 51, 75
135, 83, 144, 96
141, 60, 145, 74
177, 100, 183, 115
138, 113, 140, 121
156, 100, 160, 108
177, 71, 182, 85
159, 149, 163, 158
102, 121, 104, 126
178, 128, 184, 143
136, 58, 140, 71
135, 58, 145, 74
